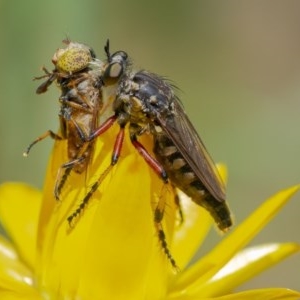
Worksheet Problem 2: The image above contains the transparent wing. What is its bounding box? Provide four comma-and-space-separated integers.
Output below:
157, 98, 226, 202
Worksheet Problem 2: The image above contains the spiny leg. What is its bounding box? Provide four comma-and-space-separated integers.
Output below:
54, 156, 86, 200
66, 117, 119, 223
172, 185, 184, 224
23, 130, 63, 157
130, 129, 178, 269
155, 221, 179, 271
153, 188, 179, 270
67, 165, 113, 225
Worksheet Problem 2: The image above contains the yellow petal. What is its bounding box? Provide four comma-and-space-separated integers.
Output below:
0, 291, 42, 300
36, 126, 173, 299
171, 184, 300, 295
77, 154, 169, 299
0, 235, 35, 293
0, 182, 42, 269
191, 243, 300, 297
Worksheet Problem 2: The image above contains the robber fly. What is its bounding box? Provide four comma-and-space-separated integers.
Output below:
68, 43, 233, 268
24, 40, 105, 199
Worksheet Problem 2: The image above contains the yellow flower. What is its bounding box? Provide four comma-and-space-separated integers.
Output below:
0, 124, 299, 299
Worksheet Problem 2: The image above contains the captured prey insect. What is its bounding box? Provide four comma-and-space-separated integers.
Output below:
68, 43, 233, 268
24, 40, 105, 199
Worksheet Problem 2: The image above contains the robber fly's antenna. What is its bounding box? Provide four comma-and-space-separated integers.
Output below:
104, 39, 111, 62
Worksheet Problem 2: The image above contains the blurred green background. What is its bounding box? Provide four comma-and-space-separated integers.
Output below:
0, 0, 299, 291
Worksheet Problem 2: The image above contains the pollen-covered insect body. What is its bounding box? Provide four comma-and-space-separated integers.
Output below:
24, 40, 105, 199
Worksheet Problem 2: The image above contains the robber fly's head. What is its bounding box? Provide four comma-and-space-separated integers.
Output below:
102, 49, 128, 86
52, 40, 96, 74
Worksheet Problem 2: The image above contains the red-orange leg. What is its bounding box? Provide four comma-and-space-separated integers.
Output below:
130, 136, 168, 183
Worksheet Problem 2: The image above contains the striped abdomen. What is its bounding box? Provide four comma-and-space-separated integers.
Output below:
153, 131, 232, 231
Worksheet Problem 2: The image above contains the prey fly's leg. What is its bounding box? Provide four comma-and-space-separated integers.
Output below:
53, 114, 94, 199
129, 125, 178, 269
54, 156, 86, 200
22, 127, 78, 201
23, 130, 63, 157
34, 67, 57, 94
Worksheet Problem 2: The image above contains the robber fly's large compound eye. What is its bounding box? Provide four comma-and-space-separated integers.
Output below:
102, 51, 128, 86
